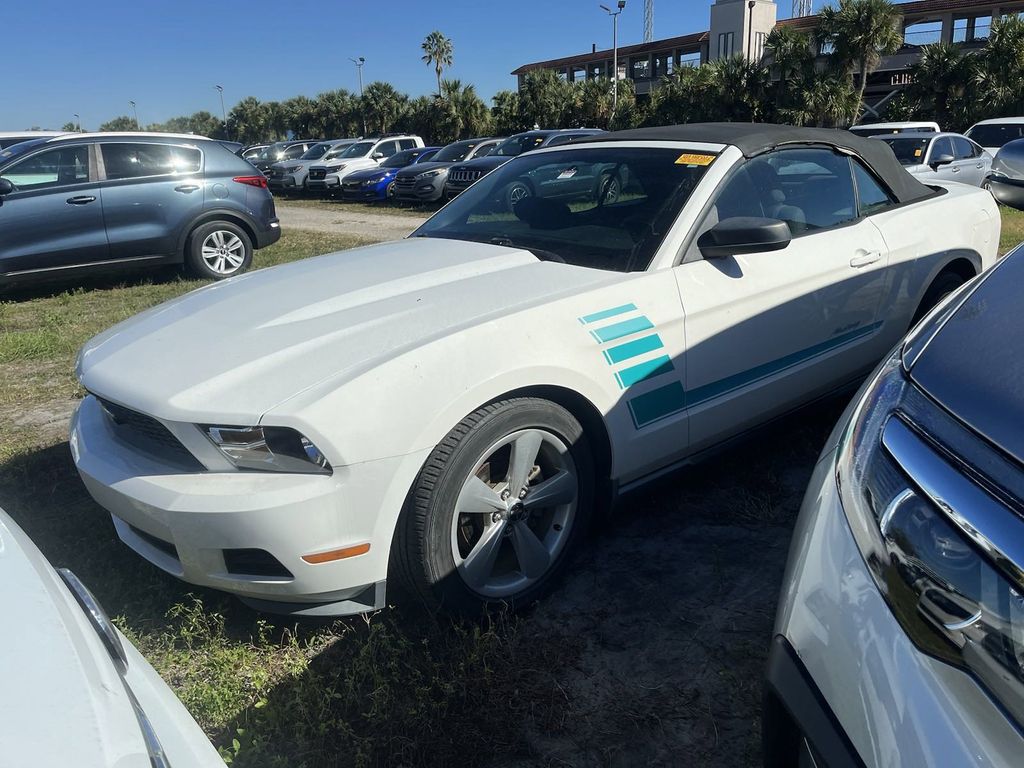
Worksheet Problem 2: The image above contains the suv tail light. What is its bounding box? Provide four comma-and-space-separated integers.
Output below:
233, 175, 268, 189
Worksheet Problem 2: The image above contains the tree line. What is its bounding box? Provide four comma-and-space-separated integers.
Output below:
73, 2, 1024, 144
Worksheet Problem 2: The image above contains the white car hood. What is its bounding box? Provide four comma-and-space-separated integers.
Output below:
0, 512, 149, 767
78, 238, 618, 423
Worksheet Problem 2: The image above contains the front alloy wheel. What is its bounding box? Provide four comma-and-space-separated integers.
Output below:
394, 398, 594, 615
187, 221, 253, 279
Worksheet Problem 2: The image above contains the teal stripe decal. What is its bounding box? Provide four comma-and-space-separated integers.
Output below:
614, 355, 674, 389
602, 334, 664, 365
686, 322, 883, 407
591, 316, 654, 343
579, 303, 637, 325
628, 381, 686, 428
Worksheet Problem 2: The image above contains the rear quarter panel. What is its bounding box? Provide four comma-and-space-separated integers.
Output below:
866, 182, 998, 349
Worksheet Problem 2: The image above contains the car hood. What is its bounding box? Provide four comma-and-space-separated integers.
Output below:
395, 160, 453, 178
907, 247, 1024, 465
78, 238, 618, 423
452, 155, 513, 172
345, 167, 394, 180
0, 510, 148, 767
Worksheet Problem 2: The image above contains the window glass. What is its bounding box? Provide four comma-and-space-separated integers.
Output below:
965, 123, 1024, 149
952, 136, 977, 159
433, 141, 474, 163
700, 148, 856, 239
878, 136, 930, 165
300, 142, 331, 160
1, 145, 90, 189
546, 134, 579, 147
340, 141, 374, 158
101, 143, 200, 179
852, 161, 894, 215
374, 140, 400, 158
399, 139, 417, 150
929, 136, 954, 162
412, 147, 714, 272
281, 144, 306, 160
493, 134, 546, 157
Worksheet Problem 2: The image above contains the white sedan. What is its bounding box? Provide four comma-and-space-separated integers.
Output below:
0, 507, 223, 766
70, 124, 1000, 616
871, 131, 992, 188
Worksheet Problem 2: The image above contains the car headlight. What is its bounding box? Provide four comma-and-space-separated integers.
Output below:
285, 165, 304, 173
364, 177, 383, 185
418, 170, 443, 179
200, 425, 332, 475
837, 352, 1024, 726
327, 164, 345, 173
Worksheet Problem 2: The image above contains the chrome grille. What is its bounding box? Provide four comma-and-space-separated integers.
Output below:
448, 169, 484, 185
309, 168, 327, 180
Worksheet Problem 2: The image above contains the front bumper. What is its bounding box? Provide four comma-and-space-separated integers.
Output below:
393, 177, 444, 202
988, 174, 1024, 209
770, 449, 1024, 767
69, 395, 423, 615
268, 173, 304, 191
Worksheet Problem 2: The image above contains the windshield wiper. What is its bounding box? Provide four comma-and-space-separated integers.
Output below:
489, 237, 564, 263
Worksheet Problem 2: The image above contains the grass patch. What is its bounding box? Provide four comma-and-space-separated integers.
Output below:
999, 204, 1024, 253
276, 197, 438, 218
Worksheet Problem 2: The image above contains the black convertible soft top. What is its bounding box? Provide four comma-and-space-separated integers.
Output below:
583, 122, 933, 204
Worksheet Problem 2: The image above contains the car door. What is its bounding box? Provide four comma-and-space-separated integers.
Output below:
952, 135, 987, 186
675, 147, 890, 452
0, 142, 108, 277
927, 136, 962, 183
98, 141, 205, 262
373, 140, 400, 163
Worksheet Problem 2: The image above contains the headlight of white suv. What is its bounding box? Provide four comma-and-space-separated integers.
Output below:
837, 352, 1024, 727
200, 425, 332, 475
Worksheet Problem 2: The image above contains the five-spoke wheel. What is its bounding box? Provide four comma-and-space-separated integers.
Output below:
187, 221, 253, 280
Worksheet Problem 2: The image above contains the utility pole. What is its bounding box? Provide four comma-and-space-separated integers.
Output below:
129, 100, 139, 130
600, 2, 626, 112
215, 85, 228, 139
350, 57, 366, 136
73, 113, 80, 132
747, 0, 756, 60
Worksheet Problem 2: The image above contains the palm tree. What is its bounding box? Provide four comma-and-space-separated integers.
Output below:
362, 81, 406, 134
441, 80, 491, 138
975, 15, 1024, 117
518, 70, 570, 129
764, 26, 815, 113
421, 31, 454, 98
787, 73, 860, 127
817, 0, 902, 123
707, 56, 772, 122
491, 90, 526, 135
905, 43, 975, 130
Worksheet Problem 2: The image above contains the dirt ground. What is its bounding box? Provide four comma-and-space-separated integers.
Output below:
275, 200, 427, 242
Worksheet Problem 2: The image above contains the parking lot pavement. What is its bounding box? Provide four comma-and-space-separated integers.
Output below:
275, 201, 428, 242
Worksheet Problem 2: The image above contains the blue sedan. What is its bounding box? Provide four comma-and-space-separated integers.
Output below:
340, 147, 440, 202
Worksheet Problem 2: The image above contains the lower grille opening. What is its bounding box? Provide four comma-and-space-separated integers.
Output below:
129, 524, 179, 561
223, 549, 293, 578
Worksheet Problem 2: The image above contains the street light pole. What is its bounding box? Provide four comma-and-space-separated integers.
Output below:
73, 113, 80, 132
350, 57, 366, 136
129, 100, 139, 130
600, 2, 626, 113
747, 0, 757, 60
215, 85, 228, 139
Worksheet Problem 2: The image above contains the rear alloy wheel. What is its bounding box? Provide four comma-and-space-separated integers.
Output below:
187, 221, 253, 279
395, 398, 594, 615
506, 180, 533, 211
597, 173, 621, 205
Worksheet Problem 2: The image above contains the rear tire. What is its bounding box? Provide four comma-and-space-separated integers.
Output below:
911, 270, 966, 325
393, 398, 594, 616
186, 221, 253, 280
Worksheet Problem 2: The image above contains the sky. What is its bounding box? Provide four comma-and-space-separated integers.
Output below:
4, 0, 812, 131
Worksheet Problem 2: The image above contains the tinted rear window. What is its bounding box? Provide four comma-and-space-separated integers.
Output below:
101, 143, 201, 179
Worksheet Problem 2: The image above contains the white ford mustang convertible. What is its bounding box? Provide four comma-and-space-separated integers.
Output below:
71, 124, 1000, 616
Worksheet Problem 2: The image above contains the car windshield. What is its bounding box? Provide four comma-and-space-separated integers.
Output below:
411, 147, 715, 272
493, 134, 547, 157
323, 143, 353, 160
0, 138, 49, 163
966, 123, 1024, 149
339, 141, 374, 158
432, 141, 477, 163
878, 136, 931, 165
851, 127, 931, 137
381, 149, 420, 168
300, 142, 332, 160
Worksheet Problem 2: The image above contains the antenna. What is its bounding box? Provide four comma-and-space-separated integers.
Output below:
793, 0, 813, 16
644, 0, 653, 43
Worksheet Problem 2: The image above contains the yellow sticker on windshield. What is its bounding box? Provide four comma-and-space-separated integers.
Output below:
676, 153, 715, 166
914, 148, 923, 157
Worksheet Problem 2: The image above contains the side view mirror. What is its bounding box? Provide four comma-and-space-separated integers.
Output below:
930, 153, 955, 169
698, 217, 791, 259
0, 178, 12, 195
372, 152, 385, 160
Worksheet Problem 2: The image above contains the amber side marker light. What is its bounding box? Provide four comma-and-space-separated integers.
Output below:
302, 543, 371, 564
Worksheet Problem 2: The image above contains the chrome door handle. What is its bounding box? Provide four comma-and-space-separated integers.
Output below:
850, 251, 882, 268
977, 163, 984, 168
951, 166, 961, 173
174, 184, 200, 193
66, 195, 96, 205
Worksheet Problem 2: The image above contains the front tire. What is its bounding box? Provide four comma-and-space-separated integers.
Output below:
186, 221, 253, 279
394, 398, 594, 616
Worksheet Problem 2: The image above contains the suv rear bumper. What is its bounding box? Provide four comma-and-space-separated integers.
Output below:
254, 219, 281, 249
